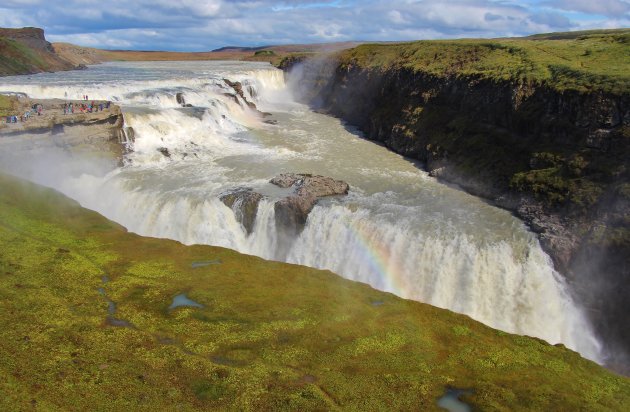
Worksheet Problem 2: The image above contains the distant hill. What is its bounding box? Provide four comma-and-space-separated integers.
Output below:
0, 27, 77, 76
525, 28, 630, 40
53, 40, 366, 67
212, 45, 272, 52
52, 42, 109, 66
212, 42, 365, 53
0, 26, 363, 74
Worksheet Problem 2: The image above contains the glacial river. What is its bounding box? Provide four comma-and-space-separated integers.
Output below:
0, 61, 602, 362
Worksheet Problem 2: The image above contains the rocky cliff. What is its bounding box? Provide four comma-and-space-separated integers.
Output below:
0, 27, 78, 75
286, 30, 630, 374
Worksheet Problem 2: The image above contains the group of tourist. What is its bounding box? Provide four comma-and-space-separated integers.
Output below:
4, 98, 112, 125
63, 103, 74, 114
4, 104, 42, 124
70, 101, 111, 114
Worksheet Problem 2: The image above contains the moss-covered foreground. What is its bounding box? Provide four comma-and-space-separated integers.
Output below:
0, 173, 628, 411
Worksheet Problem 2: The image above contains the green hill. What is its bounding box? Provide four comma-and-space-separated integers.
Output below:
0, 172, 629, 410
0, 27, 76, 76
336, 29, 630, 94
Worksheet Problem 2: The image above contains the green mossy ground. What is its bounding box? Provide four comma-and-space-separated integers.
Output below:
338, 29, 630, 95
1, 172, 629, 411
0, 94, 17, 118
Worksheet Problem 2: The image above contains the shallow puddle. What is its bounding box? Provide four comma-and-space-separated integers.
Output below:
437, 388, 471, 412
210, 355, 246, 367
106, 316, 135, 328
191, 260, 221, 268
98, 283, 135, 328
169, 293, 203, 309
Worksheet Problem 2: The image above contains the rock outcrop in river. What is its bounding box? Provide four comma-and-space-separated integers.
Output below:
220, 188, 264, 235
223, 79, 258, 110
271, 173, 350, 236
219, 174, 349, 238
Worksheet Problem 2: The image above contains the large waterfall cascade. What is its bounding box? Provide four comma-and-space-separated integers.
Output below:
0, 61, 602, 363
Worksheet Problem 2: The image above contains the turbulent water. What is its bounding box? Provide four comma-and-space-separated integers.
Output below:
0, 61, 602, 362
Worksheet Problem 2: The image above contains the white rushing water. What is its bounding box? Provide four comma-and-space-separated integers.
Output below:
0, 61, 602, 362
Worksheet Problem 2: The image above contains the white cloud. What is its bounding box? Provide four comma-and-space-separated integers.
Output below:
0, 8, 32, 27
388, 10, 408, 25
48, 31, 133, 48
547, 0, 630, 17
1, 0, 627, 51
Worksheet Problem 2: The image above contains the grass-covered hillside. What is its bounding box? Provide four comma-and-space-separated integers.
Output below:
338, 29, 629, 94
1, 172, 629, 410
0, 27, 75, 76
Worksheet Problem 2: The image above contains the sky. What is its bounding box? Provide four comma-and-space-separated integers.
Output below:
0, 0, 628, 51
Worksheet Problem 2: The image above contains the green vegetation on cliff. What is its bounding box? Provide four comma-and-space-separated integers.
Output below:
1, 172, 629, 410
316, 29, 629, 215
0, 36, 47, 75
339, 29, 630, 94
291, 29, 630, 370
0, 28, 75, 76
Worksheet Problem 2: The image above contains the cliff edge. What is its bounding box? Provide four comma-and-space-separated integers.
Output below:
287, 29, 630, 374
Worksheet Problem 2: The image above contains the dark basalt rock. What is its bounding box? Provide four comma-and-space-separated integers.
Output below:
157, 147, 171, 158
271, 173, 349, 236
220, 188, 264, 235
176, 92, 186, 107
223, 79, 258, 110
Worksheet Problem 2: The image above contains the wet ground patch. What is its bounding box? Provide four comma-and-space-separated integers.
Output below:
169, 293, 204, 310
437, 388, 472, 412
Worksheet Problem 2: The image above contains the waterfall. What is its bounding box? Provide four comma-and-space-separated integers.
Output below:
0, 60, 603, 364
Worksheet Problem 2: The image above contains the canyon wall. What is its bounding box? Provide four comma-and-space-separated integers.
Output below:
285, 41, 630, 372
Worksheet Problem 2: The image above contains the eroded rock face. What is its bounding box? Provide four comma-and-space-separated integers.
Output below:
223, 79, 257, 110
218, 174, 349, 239
286, 58, 630, 372
271, 173, 349, 236
220, 188, 264, 235
270, 173, 350, 196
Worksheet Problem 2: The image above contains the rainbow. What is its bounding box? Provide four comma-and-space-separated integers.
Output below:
346, 218, 409, 298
